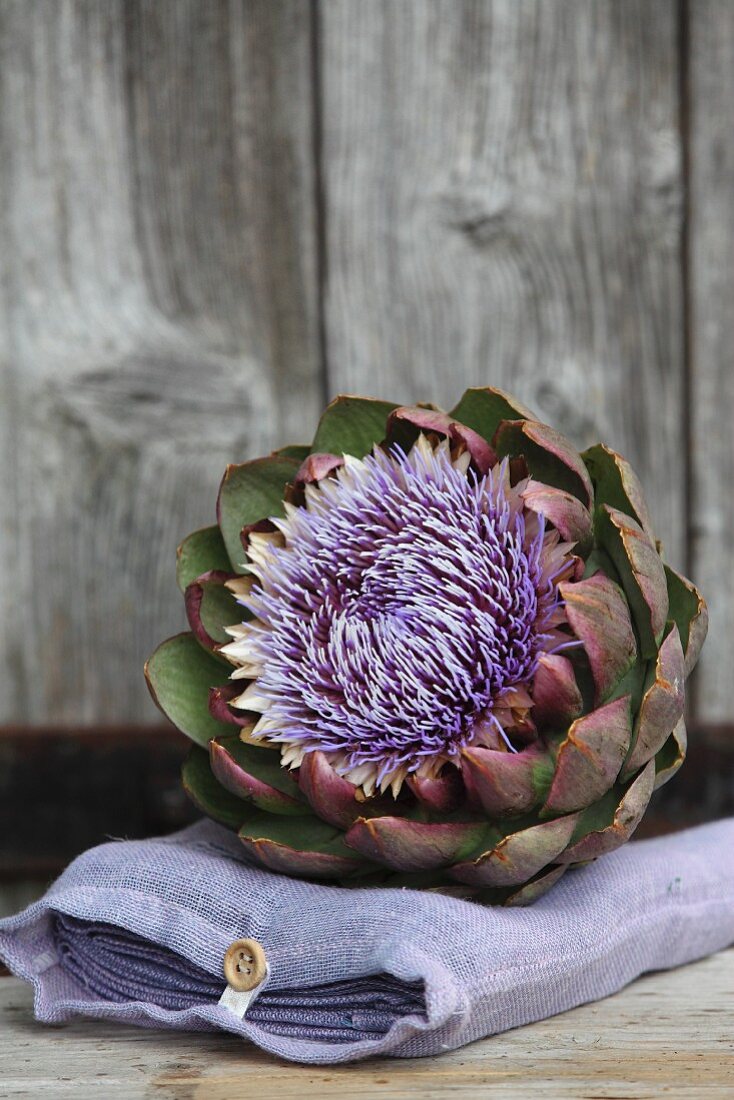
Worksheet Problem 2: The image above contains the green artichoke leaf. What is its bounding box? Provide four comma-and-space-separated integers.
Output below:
494, 420, 594, 507
541, 695, 632, 817
664, 565, 708, 675
604, 652, 648, 713
520, 482, 593, 555
418, 864, 568, 907
595, 506, 668, 659
176, 526, 232, 592
217, 455, 300, 570
559, 573, 637, 705
345, 816, 495, 873
384, 405, 495, 474
502, 865, 568, 907
530, 751, 558, 805
311, 395, 398, 458
582, 443, 655, 540
620, 624, 685, 782
183, 745, 265, 830
559, 759, 656, 863
145, 632, 233, 747
274, 443, 311, 461
185, 573, 241, 649
238, 812, 370, 880
565, 657, 596, 715
582, 547, 620, 583
566, 785, 619, 845
448, 814, 582, 888
210, 735, 306, 815
460, 744, 554, 818
653, 716, 687, 790
240, 814, 352, 850
449, 386, 538, 443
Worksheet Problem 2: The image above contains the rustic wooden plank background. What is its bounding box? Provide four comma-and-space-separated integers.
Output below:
688, 1, 734, 724
0, 0, 322, 725
320, 0, 685, 570
0, 0, 732, 892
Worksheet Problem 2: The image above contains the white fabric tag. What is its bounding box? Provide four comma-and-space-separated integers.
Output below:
31, 949, 58, 974
218, 963, 270, 1019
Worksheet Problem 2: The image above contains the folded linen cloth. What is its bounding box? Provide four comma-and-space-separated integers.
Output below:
1, 816, 733, 1064
51, 912, 424, 1041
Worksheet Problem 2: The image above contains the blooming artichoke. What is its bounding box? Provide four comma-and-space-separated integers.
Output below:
146, 390, 707, 904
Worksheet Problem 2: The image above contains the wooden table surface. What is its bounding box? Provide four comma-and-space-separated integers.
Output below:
1, 950, 732, 1099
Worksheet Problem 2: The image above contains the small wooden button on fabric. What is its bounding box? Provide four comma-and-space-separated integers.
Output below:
223, 938, 267, 992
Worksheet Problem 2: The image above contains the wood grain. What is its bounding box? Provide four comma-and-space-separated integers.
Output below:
318, 0, 686, 568
687, 3, 734, 723
0, 0, 322, 724
0, 0, 716, 722
1, 949, 733, 1097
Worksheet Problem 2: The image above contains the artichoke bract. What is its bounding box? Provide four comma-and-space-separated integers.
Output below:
146, 389, 707, 904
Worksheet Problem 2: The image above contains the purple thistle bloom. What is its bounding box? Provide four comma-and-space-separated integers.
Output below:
223, 439, 577, 796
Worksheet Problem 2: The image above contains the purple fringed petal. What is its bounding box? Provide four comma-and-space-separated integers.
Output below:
621, 626, 685, 781
449, 814, 581, 888
560, 573, 637, 703
184, 570, 237, 651
556, 760, 656, 864
542, 695, 632, 816
295, 452, 345, 485
208, 684, 254, 728
531, 654, 583, 729
345, 817, 489, 872
406, 769, 464, 813
297, 751, 367, 829
460, 744, 549, 817
387, 406, 496, 474
238, 836, 364, 879
521, 483, 592, 548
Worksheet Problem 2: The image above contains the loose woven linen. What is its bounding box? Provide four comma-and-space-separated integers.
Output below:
1, 817, 734, 1065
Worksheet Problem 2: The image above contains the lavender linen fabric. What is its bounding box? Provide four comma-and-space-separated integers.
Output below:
1, 817, 734, 1065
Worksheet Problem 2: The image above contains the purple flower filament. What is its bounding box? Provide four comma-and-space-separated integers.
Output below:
227, 441, 575, 795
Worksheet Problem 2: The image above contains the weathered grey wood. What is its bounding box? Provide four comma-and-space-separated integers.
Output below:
2, 949, 734, 1097
2, 0, 723, 731
687, 3, 734, 723
0, 1, 322, 723
319, 0, 686, 568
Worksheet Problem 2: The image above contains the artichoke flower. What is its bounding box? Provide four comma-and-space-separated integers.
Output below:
146, 389, 707, 904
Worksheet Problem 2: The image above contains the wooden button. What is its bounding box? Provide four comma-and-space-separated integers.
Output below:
223, 938, 267, 992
